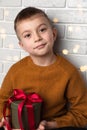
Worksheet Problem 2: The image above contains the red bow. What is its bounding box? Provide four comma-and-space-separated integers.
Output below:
3, 89, 43, 130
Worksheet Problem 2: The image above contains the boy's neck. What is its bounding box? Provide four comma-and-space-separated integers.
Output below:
30, 53, 57, 67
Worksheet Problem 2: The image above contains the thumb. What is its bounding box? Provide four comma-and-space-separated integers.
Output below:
38, 120, 47, 130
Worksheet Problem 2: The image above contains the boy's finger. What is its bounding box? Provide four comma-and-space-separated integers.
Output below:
38, 120, 47, 130
40, 120, 47, 126
38, 124, 45, 130
3, 126, 7, 130
0, 122, 4, 127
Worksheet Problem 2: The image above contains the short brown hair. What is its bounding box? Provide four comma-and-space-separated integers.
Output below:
14, 7, 52, 32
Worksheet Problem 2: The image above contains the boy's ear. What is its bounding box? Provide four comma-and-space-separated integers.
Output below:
18, 41, 24, 49
52, 28, 58, 41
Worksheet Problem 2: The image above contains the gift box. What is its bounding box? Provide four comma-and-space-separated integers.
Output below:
3, 89, 43, 130
11, 100, 42, 130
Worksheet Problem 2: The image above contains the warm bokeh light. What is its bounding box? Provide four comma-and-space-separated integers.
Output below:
13, 56, 19, 61
0, 28, 6, 33
4, 9, 9, 16
62, 49, 69, 55
8, 44, 14, 49
73, 45, 80, 53
53, 18, 59, 23
80, 65, 87, 72
68, 26, 73, 32
0, 34, 6, 39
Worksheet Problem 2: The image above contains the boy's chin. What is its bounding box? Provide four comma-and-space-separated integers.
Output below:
32, 52, 49, 57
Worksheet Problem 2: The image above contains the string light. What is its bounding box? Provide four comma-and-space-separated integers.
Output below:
13, 56, 19, 61
0, 27, 6, 39
0, 34, 6, 40
4, 9, 9, 17
68, 26, 73, 32
62, 49, 69, 55
80, 65, 87, 72
8, 44, 14, 49
53, 18, 59, 23
73, 45, 80, 53
0, 28, 6, 33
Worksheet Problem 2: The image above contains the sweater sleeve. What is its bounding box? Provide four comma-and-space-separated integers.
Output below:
53, 69, 87, 127
0, 68, 13, 119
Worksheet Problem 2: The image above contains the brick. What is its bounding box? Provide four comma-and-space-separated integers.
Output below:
0, 0, 21, 7
4, 62, 14, 73
0, 48, 20, 62
4, 8, 22, 21
66, 25, 87, 40
54, 40, 87, 54
0, 62, 3, 73
3, 35, 20, 49
47, 9, 87, 24
23, 0, 66, 7
62, 54, 87, 69
0, 74, 5, 86
0, 9, 4, 20
67, 0, 87, 8
21, 51, 28, 59
0, 38, 3, 47
0, 22, 15, 34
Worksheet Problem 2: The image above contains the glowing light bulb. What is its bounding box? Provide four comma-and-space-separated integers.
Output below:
80, 65, 87, 72
53, 18, 59, 23
73, 45, 80, 53
62, 49, 69, 55
68, 26, 73, 32
0, 34, 6, 39
8, 44, 14, 49
13, 56, 19, 61
0, 28, 6, 33
4, 10, 9, 16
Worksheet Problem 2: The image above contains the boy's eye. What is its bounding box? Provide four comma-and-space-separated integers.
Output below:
40, 28, 47, 32
24, 34, 31, 38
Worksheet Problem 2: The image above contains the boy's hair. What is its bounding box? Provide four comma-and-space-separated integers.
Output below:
14, 7, 52, 33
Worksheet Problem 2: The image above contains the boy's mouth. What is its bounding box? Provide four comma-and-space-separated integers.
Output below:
34, 43, 47, 49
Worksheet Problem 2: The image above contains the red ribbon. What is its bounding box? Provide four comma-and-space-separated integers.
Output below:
3, 89, 43, 130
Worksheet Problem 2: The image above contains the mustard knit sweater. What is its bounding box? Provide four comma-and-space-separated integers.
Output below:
0, 55, 87, 128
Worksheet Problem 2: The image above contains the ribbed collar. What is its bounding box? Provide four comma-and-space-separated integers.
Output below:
27, 54, 61, 70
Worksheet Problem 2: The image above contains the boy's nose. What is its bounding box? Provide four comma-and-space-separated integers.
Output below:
34, 32, 42, 42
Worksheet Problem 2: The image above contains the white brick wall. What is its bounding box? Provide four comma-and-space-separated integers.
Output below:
0, 0, 87, 86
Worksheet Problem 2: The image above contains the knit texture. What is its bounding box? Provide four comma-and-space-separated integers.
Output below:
0, 55, 87, 127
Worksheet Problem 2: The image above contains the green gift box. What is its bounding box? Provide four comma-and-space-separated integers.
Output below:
11, 100, 42, 130
3, 89, 43, 130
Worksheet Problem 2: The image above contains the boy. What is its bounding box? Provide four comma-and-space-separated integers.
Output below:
0, 7, 87, 130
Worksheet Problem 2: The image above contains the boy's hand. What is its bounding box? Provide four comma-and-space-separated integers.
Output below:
0, 117, 11, 130
37, 120, 47, 130
0, 118, 5, 128
37, 120, 58, 130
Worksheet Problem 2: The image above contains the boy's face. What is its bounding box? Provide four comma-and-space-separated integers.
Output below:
16, 14, 57, 58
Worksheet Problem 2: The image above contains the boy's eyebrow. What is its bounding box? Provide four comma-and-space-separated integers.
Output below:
22, 23, 47, 35
22, 30, 31, 35
38, 23, 47, 27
